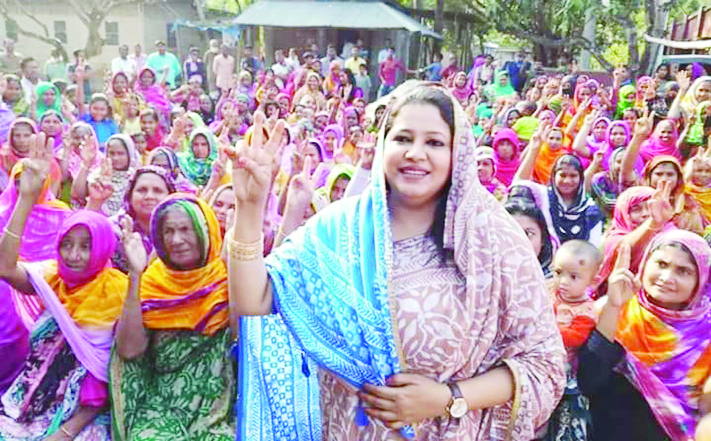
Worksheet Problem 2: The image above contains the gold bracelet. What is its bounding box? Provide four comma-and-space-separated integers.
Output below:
228, 234, 264, 261
3, 228, 21, 240
60, 425, 74, 438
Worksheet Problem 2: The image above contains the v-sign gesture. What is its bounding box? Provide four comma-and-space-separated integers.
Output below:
226, 111, 285, 209
607, 244, 640, 308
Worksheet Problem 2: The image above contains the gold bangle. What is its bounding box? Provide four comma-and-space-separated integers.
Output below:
228, 234, 264, 261
60, 425, 74, 438
3, 228, 21, 240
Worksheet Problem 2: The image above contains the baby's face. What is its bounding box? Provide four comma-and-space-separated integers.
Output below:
551, 250, 595, 302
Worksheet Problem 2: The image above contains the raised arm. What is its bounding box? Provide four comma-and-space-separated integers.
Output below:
584, 150, 604, 194
273, 156, 316, 248
667, 71, 691, 120
0, 133, 54, 294
620, 109, 653, 184
564, 97, 591, 139
70, 135, 98, 203
115, 216, 150, 360
514, 125, 547, 182
226, 112, 285, 334
572, 110, 598, 159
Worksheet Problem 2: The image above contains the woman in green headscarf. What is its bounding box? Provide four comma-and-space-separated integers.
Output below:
685, 100, 711, 147
615, 84, 636, 119
177, 127, 218, 187
324, 163, 355, 202
486, 71, 516, 101
177, 111, 207, 153
33, 81, 62, 121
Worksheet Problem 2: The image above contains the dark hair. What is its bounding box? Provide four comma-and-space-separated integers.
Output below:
551, 154, 584, 188
508, 185, 535, 203
505, 201, 554, 268
342, 69, 358, 101
20, 57, 36, 70
383, 86, 456, 260
140, 108, 160, 122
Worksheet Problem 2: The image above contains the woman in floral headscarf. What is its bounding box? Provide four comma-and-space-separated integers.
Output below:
229, 84, 565, 439
580, 230, 711, 441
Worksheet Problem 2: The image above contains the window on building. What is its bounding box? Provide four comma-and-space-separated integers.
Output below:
105, 21, 119, 46
54, 21, 67, 44
5, 20, 17, 41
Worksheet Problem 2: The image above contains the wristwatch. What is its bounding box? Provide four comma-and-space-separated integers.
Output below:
445, 381, 469, 418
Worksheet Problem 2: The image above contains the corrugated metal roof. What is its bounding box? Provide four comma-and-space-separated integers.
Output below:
230, 0, 442, 39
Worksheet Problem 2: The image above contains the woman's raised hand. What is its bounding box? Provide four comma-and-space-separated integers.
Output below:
648, 180, 674, 229
607, 244, 639, 308
120, 216, 148, 275
80, 134, 96, 168
676, 70, 691, 92
285, 155, 316, 213
18, 133, 53, 201
633, 108, 654, 138
88, 157, 114, 204
227, 110, 285, 209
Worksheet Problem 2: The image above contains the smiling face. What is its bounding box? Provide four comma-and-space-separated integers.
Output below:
90, 99, 109, 121
383, 103, 452, 210
140, 70, 155, 88
113, 74, 128, 94
554, 164, 580, 198
642, 244, 698, 311
593, 120, 607, 141
695, 80, 711, 103
609, 125, 627, 147
59, 225, 91, 274
161, 207, 202, 270
302, 142, 322, 172
656, 120, 674, 143
131, 173, 170, 221
40, 113, 62, 137
140, 113, 158, 135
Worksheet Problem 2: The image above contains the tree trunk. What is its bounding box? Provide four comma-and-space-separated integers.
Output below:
433, 0, 444, 53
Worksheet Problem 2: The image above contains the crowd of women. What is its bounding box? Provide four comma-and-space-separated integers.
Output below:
0, 46, 710, 441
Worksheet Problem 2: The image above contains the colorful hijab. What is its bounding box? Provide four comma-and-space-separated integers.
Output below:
39, 110, 67, 152
177, 127, 218, 186
616, 84, 637, 119
101, 134, 139, 216
24, 210, 128, 382
532, 130, 567, 185
0, 161, 71, 328
241, 82, 566, 440
140, 194, 228, 335
680, 76, 711, 118
135, 67, 171, 115
449, 71, 472, 105
35, 81, 62, 117
586, 116, 611, 158
324, 163, 355, 202
616, 229, 711, 440
147, 146, 197, 194
635, 76, 655, 107
684, 154, 711, 221
486, 71, 515, 100
639, 119, 680, 162
601, 120, 631, 172
492, 128, 520, 187
321, 124, 344, 161
593, 186, 656, 292
685, 100, 711, 146
591, 147, 625, 217
548, 154, 604, 243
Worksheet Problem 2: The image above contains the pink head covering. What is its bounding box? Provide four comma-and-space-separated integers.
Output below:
492, 128, 521, 187
56, 210, 118, 287
639, 119, 680, 162
593, 186, 657, 295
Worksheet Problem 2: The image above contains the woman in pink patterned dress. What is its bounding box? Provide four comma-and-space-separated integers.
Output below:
229, 82, 566, 440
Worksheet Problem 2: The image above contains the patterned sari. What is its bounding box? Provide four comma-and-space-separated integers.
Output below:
238, 82, 565, 440
110, 195, 235, 441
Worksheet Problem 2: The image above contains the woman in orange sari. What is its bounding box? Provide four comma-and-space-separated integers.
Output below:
110, 194, 236, 440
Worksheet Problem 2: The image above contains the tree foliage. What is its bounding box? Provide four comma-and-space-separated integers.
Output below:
0, 0, 157, 59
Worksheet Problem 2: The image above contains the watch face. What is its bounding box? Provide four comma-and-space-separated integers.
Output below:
450, 398, 468, 418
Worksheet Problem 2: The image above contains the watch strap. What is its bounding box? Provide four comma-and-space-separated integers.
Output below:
447, 381, 463, 400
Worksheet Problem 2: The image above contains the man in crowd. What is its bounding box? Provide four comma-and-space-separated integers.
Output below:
128, 43, 146, 74
378, 47, 405, 98
503, 51, 532, 93
67, 50, 92, 101
184, 46, 206, 87
271, 49, 291, 85
0, 39, 22, 75
204, 39, 220, 97
19, 57, 39, 106
213, 44, 236, 98
344, 46, 366, 75
378, 39, 392, 65
240, 45, 262, 76
111, 44, 136, 79
146, 40, 181, 89
320, 44, 341, 78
